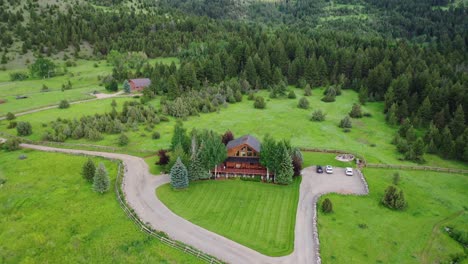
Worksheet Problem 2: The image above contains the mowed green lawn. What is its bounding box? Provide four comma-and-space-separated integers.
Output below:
0, 149, 201, 263
317, 168, 468, 264
157, 177, 301, 256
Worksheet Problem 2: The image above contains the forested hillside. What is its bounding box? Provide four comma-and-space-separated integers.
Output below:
0, 0, 467, 162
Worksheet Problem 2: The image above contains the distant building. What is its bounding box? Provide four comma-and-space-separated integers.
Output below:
128, 78, 151, 92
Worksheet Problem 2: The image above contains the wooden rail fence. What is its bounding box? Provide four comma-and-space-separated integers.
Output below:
114, 163, 223, 264
366, 163, 468, 174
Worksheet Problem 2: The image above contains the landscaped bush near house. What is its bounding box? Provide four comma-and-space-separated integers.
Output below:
322, 198, 333, 213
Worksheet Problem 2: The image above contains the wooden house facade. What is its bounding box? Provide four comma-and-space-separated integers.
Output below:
215, 135, 269, 177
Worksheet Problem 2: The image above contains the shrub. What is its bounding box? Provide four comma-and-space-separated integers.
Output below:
4, 138, 21, 151
322, 198, 333, 213
18, 154, 27, 160
322, 86, 336, 102
221, 130, 234, 145
160, 116, 169, 122
152, 132, 161, 140
288, 90, 297, 99
304, 84, 312, 96
339, 116, 352, 129
247, 92, 255, 101
118, 133, 129, 146
16, 121, 32, 136
363, 112, 372, 117
156, 149, 170, 165
358, 223, 368, 229
298, 97, 310, 109
0, 178, 5, 184
10, 71, 28, 81
382, 185, 406, 210
254, 96, 266, 109
93, 163, 110, 193
58, 100, 70, 109
392, 172, 400, 185
82, 158, 96, 182
311, 109, 326, 121
7, 121, 17, 129
349, 103, 363, 118
6, 112, 15, 120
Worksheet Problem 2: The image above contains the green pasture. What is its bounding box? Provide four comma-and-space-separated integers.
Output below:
318, 168, 468, 263
0, 149, 201, 263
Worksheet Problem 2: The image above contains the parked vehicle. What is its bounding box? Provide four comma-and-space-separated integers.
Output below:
345, 167, 353, 176
316, 165, 323, 173
325, 165, 333, 174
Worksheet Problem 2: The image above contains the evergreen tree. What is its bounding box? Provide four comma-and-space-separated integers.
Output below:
382, 185, 406, 210
311, 109, 326, 122
82, 158, 96, 182
304, 84, 312, 96
322, 198, 333, 213
254, 96, 266, 109
188, 145, 208, 181
58, 100, 70, 109
418, 96, 432, 126
93, 163, 110, 194
168, 144, 190, 171
245, 57, 257, 86
358, 86, 368, 105
171, 121, 190, 152
339, 116, 352, 129
349, 103, 363, 118
275, 142, 293, 185
450, 105, 465, 138
16, 121, 32, 136
6, 112, 15, 120
440, 126, 454, 158
297, 97, 309, 109
288, 90, 297, 99
386, 103, 399, 125
123, 80, 131, 93
260, 134, 277, 179
118, 133, 129, 146
170, 157, 189, 189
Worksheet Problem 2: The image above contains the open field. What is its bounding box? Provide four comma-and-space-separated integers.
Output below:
2, 87, 466, 170
317, 168, 468, 264
0, 58, 179, 115
0, 149, 201, 263
156, 177, 301, 256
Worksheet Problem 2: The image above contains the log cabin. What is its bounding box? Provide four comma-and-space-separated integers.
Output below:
216, 135, 270, 178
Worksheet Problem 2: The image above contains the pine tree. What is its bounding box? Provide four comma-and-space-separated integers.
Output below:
245, 57, 257, 86
382, 185, 406, 210
349, 103, 363, 118
450, 105, 465, 138
298, 97, 309, 109
358, 86, 368, 105
123, 80, 131, 93
171, 121, 189, 152
322, 198, 333, 213
418, 96, 432, 126
93, 163, 110, 193
339, 116, 352, 129
304, 84, 312, 96
275, 142, 293, 185
170, 157, 189, 189
386, 103, 399, 125
188, 146, 208, 181
82, 158, 96, 182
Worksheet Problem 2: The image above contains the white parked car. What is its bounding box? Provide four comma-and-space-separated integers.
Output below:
345, 167, 353, 176
325, 165, 333, 174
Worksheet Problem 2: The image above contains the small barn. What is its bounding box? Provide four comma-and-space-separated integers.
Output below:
129, 78, 151, 92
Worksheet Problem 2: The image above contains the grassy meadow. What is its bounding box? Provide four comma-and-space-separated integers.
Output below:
318, 168, 468, 264
0, 149, 201, 263
156, 177, 301, 256
2, 87, 466, 170
0, 57, 179, 115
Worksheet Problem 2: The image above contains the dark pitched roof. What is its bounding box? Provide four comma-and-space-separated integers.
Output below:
226, 135, 261, 152
129, 78, 151, 87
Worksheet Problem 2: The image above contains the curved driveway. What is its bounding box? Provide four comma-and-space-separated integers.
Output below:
19, 143, 368, 264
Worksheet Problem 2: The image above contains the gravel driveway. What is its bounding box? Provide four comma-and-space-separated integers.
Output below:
17, 143, 368, 264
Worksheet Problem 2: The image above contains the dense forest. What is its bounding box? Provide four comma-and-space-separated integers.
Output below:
0, 0, 467, 162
